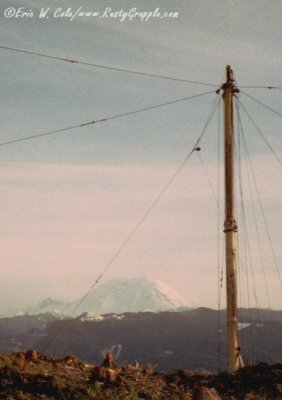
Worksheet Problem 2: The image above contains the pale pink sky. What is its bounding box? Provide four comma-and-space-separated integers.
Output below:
0, 153, 281, 311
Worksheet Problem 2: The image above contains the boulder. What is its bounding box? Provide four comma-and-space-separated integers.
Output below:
192, 386, 222, 400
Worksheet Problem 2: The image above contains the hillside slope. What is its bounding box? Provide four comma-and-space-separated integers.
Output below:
0, 309, 281, 372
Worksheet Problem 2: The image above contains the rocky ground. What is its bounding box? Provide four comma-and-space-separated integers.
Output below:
0, 350, 281, 399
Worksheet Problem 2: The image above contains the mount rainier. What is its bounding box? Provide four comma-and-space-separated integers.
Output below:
22, 277, 190, 317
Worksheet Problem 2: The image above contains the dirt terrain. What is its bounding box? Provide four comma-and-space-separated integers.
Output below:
0, 350, 281, 399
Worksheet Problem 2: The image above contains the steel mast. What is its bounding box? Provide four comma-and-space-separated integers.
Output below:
221, 65, 242, 372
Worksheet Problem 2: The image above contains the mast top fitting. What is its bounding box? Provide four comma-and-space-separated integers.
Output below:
217, 65, 240, 95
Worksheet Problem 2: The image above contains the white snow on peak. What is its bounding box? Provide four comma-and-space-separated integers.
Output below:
73, 277, 189, 315
20, 277, 190, 317
154, 280, 187, 306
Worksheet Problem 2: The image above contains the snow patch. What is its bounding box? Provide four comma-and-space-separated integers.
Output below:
238, 322, 251, 330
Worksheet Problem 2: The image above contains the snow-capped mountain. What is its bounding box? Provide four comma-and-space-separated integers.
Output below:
72, 277, 189, 314
24, 298, 71, 316
21, 277, 190, 317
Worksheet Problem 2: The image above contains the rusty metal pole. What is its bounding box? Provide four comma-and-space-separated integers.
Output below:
222, 65, 241, 372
